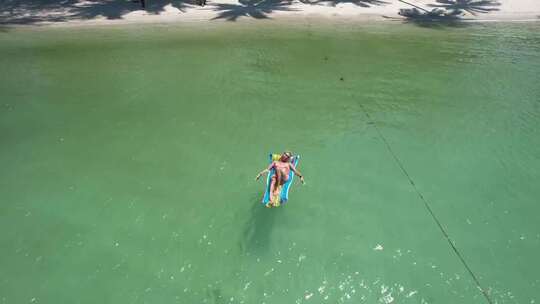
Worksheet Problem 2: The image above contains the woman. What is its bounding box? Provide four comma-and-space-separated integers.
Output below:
255, 152, 305, 199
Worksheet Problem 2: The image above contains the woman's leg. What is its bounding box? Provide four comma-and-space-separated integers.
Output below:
274, 171, 282, 196
270, 175, 277, 197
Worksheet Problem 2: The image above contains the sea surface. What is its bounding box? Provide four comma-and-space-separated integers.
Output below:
1, 21, 539, 304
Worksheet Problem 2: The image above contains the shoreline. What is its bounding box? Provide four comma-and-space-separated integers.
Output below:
1, 0, 539, 29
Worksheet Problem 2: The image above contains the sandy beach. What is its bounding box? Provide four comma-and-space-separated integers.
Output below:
1, 0, 539, 27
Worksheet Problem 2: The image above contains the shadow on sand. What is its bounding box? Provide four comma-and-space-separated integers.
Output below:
212, 0, 296, 21
1, 0, 302, 24
0, 0, 502, 29
211, 0, 387, 22
0, 0, 194, 25
385, 11, 469, 28
395, 0, 500, 28
300, 0, 387, 8
427, 0, 501, 16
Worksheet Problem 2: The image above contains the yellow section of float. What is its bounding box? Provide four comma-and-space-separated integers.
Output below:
266, 185, 282, 208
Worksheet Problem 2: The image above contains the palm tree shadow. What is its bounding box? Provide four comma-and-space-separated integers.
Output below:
427, 0, 501, 15
300, 0, 388, 8
240, 194, 279, 255
0, 0, 194, 25
148, 0, 195, 14
394, 0, 477, 28
394, 12, 472, 28
66, 0, 195, 19
212, 0, 297, 21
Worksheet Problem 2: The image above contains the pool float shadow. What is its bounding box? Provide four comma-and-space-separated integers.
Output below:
240, 194, 280, 255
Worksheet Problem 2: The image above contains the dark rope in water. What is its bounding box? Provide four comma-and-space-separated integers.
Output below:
358, 103, 494, 304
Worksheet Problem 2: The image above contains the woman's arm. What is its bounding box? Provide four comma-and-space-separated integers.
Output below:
290, 164, 305, 184
255, 162, 274, 180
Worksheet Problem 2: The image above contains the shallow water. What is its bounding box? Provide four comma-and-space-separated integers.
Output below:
1, 21, 540, 304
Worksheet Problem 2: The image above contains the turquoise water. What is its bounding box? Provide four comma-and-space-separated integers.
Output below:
1, 21, 540, 304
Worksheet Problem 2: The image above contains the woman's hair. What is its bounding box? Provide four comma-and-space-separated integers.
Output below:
280, 151, 293, 162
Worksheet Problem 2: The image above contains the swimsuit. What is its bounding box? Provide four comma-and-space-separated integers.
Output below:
269, 161, 292, 183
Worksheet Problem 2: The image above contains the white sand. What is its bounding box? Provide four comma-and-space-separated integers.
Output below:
1, 0, 539, 27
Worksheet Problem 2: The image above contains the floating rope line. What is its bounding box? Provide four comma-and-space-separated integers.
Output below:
358, 103, 493, 304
